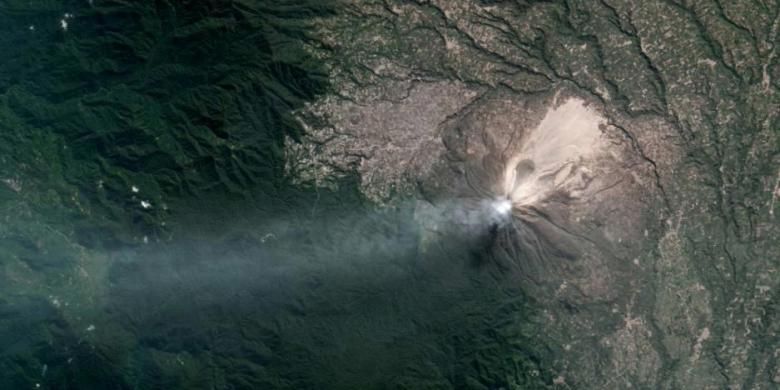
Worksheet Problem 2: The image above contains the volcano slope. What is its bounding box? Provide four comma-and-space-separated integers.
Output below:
288, 1, 780, 388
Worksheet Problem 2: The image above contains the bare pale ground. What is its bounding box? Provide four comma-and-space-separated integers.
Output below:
502, 96, 606, 207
